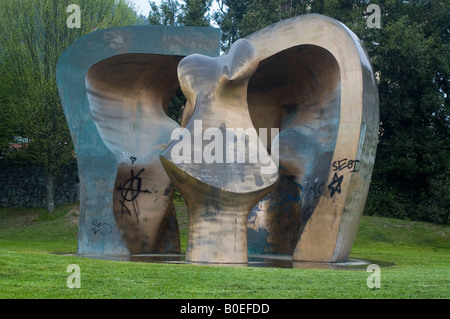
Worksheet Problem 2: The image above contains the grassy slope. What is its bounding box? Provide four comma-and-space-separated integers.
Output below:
0, 202, 448, 299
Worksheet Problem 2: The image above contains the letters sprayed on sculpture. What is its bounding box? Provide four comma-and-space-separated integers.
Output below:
57, 14, 379, 265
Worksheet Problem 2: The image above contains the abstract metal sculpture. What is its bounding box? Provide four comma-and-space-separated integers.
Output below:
57, 14, 378, 266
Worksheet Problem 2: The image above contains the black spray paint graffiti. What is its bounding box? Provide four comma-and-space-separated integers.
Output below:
91, 220, 112, 236
328, 172, 343, 197
302, 179, 325, 201
328, 158, 360, 197
275, 166, 325, 204
116, 168, 151, 223
121, 152, 137, 164
263, 158, 361, 210
268, 177, 325, 216
332, 158, 360, 172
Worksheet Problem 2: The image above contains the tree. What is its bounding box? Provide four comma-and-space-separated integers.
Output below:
0, 0, 139, 213
213, 0, 306, 51
149, 0, 180, 25
347, 1, 449, 224
213, 0, 248, 51
178, 0, 212, 27
149, 0, 212, 27
0, 72, 20, 153
310, 0, 449, 223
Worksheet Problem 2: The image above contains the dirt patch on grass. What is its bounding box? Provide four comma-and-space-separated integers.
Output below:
14, 212, 39, 228
0, 210, 40, 230
65, 205, 80, 225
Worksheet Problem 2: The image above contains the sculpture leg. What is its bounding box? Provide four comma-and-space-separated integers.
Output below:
187, 203, 250, 264
113, 160, 180, 254
247, 176, 302, 255
160, 157, 277, 264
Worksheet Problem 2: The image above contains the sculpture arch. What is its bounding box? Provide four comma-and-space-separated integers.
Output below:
245, 14, 379, 262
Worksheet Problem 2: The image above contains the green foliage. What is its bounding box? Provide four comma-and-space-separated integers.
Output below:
417, 166, 450, 224
149, 0, 212, 26
213, 0, 248, 50
0, 0, 140, 212
233, 0, 305, 38
167, 89, 187, 124
348, 0, 450, 224
0, 73, 20, 152
179, 0, 213, 26
149, 0, 180, 25
214, 0, 306, 51
6, 80, 74, 175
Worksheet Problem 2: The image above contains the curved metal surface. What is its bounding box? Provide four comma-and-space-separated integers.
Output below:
86, 54, 182, 254
160, 39, 279, 263
245, 14, 379, 262
56, 25, 220, 256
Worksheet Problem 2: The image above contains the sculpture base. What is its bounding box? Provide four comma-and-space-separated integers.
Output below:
57, 253, 394, 269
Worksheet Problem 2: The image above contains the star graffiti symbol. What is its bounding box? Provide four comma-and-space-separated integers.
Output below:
328, 173, 343, 197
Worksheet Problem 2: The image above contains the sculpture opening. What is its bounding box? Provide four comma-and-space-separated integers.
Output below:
245, 14, 379, 263
247, 44, 341, 256
86, 53, 183, 254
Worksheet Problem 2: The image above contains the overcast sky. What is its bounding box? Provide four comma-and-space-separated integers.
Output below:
129, 0, 153, 16
129, 0, 221, 18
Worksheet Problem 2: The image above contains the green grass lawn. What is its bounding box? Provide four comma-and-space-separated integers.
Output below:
0, 202, 449, 299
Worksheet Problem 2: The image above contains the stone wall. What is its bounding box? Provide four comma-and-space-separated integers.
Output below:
0, 159, 79, 208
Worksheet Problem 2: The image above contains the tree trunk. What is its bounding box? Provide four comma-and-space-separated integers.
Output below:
46, 168, 55, 213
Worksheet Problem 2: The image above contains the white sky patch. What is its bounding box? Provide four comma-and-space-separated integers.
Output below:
128, 0, 152, 16
128, 0, 221, 23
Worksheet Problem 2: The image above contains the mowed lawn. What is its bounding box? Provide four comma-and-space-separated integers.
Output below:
0, 202, 448, 299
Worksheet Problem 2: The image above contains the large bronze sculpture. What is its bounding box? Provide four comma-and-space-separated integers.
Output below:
57, 14, 379, 265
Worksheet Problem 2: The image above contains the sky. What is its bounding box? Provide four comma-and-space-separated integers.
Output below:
129, 0, 152, 16
129, 0, 221, 18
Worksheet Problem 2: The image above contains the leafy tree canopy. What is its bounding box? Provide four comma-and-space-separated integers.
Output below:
0, 0, 140, 212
